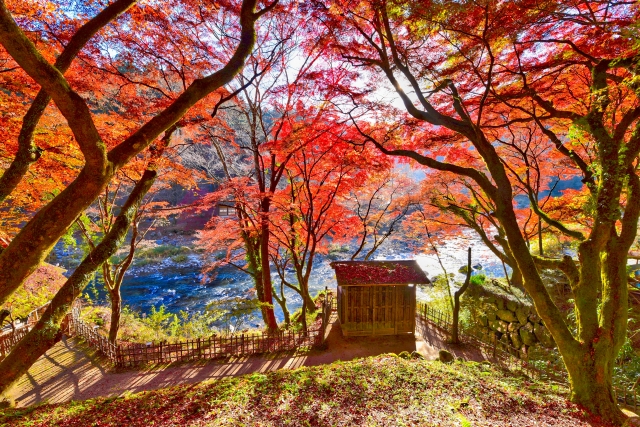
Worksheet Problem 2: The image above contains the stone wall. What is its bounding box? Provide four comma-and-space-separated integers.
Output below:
467, 280, 555, 356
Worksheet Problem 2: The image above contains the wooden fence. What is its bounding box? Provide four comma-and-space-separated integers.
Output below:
320, 290, 335, 340
68, 308, 118, 361
0, 325, 31, 358
417, 302, 640, 410
0, 302, 54, 359
70, 291, 335, 368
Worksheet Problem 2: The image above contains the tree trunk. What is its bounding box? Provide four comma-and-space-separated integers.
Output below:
108, 288, 121, 344
304, 293, 315, 314
300, 279, 315, 314
259, 201, 278, 330
273, 281, 290, 327
277, 297, 290, 326
242, 234, 270, 326
500, 200, 628, 425
510, 266, 524, 289
564, 349, 625, 425
0, 170, 110, 307
254, 273, 269, 325
300, 295, 308, 333
452, 248, 471, 344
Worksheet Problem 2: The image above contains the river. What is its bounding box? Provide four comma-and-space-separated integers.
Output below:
50, 233, 507, 326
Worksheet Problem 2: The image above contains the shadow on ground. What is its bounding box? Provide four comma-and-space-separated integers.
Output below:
9, 314, 487, 407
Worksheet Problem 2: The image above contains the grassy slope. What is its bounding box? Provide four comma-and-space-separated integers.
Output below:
1, 354, 613, 427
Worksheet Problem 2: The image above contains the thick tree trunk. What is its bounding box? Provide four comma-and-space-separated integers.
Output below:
282, 305, 290, 326
254, 274, 269, 324
242, 233, 270, 325
108, 288, 121, 344
0, 167, 157, 399
510, 266, 524, 289
499, 199, 627, 425
564, 350, 624, 425
0, 170, 110, 307
300, 296, 308, 333
303, 293, 315, 314
299, 279, 315, 314
274, 293, 290, 326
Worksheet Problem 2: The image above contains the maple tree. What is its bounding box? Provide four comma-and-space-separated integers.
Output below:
269, 124, 383, 329
76, 125, 192, 344
317, 0, 640, 422
194, 9, 349, 329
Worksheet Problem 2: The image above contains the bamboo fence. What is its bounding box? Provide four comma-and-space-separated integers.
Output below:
68, 292, 336, 368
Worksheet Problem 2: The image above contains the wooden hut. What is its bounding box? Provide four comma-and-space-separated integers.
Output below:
331, 260, 430, 336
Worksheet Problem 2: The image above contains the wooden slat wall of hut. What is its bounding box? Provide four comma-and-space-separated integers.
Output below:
339, 285, 415, 336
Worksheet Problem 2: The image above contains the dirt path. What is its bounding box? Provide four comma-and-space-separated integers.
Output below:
8, 316, 487, 408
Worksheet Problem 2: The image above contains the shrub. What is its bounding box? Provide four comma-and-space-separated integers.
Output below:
171, 254, 188, 263
470, 274, 486, 286
135, 245, 192, 264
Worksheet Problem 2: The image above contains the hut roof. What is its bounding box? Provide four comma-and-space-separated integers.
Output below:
330, 260, 430, 286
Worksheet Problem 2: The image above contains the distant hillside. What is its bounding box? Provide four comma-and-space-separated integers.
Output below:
1, 354, 615, 427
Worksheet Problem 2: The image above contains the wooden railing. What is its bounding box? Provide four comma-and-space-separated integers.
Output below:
115, 328, 323, 367
320, 290, 335, 341
1, 293, 335, 368
70, 291, 336, 368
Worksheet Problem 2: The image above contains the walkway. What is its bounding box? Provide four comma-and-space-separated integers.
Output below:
7, 316, 486, 408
